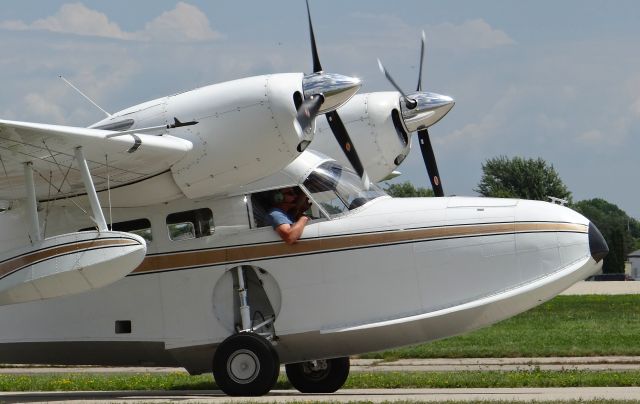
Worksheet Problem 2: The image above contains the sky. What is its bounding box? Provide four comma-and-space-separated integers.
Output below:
0, 1, 638, 218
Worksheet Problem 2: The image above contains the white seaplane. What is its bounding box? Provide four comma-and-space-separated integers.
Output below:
0, 2, 607, 397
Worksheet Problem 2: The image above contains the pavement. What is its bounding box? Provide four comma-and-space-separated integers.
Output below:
3, 388, 640, 403
560, 280, 640, 295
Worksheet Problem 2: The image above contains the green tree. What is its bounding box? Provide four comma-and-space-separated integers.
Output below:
384, 181, 434, 198
572, 198, 638, 273
475, 156, 571, 202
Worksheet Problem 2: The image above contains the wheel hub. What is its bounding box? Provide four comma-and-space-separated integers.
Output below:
227, 349, 260, 384
302, 359, 329, 381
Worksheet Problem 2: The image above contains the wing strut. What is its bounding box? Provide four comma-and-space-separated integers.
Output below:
74, 147, 108, 232
23, 162, 41, 243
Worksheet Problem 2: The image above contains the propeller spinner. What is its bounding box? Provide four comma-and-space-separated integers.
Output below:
377, 32, 454, 197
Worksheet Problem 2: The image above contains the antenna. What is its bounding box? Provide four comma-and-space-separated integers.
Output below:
59, 75, 112, 118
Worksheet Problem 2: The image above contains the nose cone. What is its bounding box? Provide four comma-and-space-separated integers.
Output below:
400, 92, 455, 132
589, 222, 609, 263
302, 72, 362, 114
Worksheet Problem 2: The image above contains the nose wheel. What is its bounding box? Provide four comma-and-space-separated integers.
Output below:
285, 357, 350, 393
212, 333, 280, 396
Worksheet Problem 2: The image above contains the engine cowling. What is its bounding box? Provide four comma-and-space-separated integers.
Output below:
312, 92, 410, 183
166, 73, 305, 198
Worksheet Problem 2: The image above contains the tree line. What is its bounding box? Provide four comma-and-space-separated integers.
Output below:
384, 156, 639, 274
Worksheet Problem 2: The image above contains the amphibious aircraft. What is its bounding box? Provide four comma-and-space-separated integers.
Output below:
0, 2, 607, 397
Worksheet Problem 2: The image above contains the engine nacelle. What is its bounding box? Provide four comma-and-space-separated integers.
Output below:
167, 73, 305, 198
93, 73, 306, 199
313, 92, 411, 183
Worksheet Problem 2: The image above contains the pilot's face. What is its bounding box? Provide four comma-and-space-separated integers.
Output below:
281, 188, 297, 203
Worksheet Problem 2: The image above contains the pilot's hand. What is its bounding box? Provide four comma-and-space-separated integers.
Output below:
295, 197, 311, 218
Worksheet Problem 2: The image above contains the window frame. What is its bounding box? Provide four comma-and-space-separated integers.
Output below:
165, 208, 214, 241
80, 218, 153, 242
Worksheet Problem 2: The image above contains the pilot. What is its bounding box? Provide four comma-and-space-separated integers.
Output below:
266, 187, 311, 245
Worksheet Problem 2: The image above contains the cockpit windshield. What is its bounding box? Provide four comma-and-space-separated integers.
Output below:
302, 162, 386, 217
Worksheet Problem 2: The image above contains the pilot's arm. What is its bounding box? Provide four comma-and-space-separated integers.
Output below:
275, 215, 309, 245
267, 208, 309, 245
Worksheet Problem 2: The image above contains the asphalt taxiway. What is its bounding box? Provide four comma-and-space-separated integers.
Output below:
2, 387, 640, 403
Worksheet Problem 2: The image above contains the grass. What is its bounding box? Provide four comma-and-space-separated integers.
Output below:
361, 294, 640, 359
344, 370, 640, 388
2, 369, 640, 391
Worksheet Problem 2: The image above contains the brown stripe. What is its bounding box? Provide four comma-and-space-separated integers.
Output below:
0, 238, 139, 280
132, 222, 588, 275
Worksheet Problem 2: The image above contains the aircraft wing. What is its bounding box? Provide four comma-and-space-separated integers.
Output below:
0, 119, 192, 200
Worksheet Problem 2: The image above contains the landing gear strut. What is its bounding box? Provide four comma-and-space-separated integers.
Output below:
285, 357, 350, 393
212, 266, 280, 396
212, 332, 280, 396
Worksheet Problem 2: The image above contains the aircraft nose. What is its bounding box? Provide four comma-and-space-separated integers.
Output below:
588, 222, 609, 263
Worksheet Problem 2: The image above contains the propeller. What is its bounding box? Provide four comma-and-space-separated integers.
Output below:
298, 0, 370, 187
377, 31, 454, 197
415, 32, 444, 197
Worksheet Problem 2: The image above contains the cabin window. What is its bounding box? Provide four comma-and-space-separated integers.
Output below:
80, 218, 152, 242
166, 208, 214, 241
115, 320, 132, 334
111, 218, 152, 242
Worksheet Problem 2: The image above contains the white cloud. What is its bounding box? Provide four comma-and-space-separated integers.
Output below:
0, 20, 30, 30
625, 74, 640, 120
439, 86, 519, 147
576, 129, 605, 144
536, 113, 567, 132
23, 93, 67, 124
0, 2, 222, 42
137, 2, 222, 41
429, 19, 515, 50
7, 3, 128, 39
350, 13, 514, 51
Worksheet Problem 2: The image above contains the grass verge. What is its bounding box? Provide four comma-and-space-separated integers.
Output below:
361, 294, 640, 359
2, 370, 640, 391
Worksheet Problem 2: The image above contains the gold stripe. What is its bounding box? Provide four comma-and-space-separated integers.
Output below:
132, 222, 588, 275
0, 238, 139, 279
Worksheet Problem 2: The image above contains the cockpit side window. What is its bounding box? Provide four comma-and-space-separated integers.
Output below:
251, 186, 317, 228
302, 162, 386, 218
251, 192, 272, 228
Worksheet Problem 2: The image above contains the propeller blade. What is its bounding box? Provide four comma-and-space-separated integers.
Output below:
416, 31, 426, 92
326, 110, 370, 186
303, 2, 368, 187
294, 95, 323, 141
418, 128, 444, 197
377, 59, 416, 108
306, 0, 323, 73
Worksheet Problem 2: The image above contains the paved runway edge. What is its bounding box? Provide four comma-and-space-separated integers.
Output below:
2, 387, 640, 403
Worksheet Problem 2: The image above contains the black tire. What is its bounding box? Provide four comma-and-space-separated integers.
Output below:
212, 333, 280, 396
285, 357, 350, 393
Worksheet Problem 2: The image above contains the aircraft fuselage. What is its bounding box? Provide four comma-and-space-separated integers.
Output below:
0, 181, 602, 373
